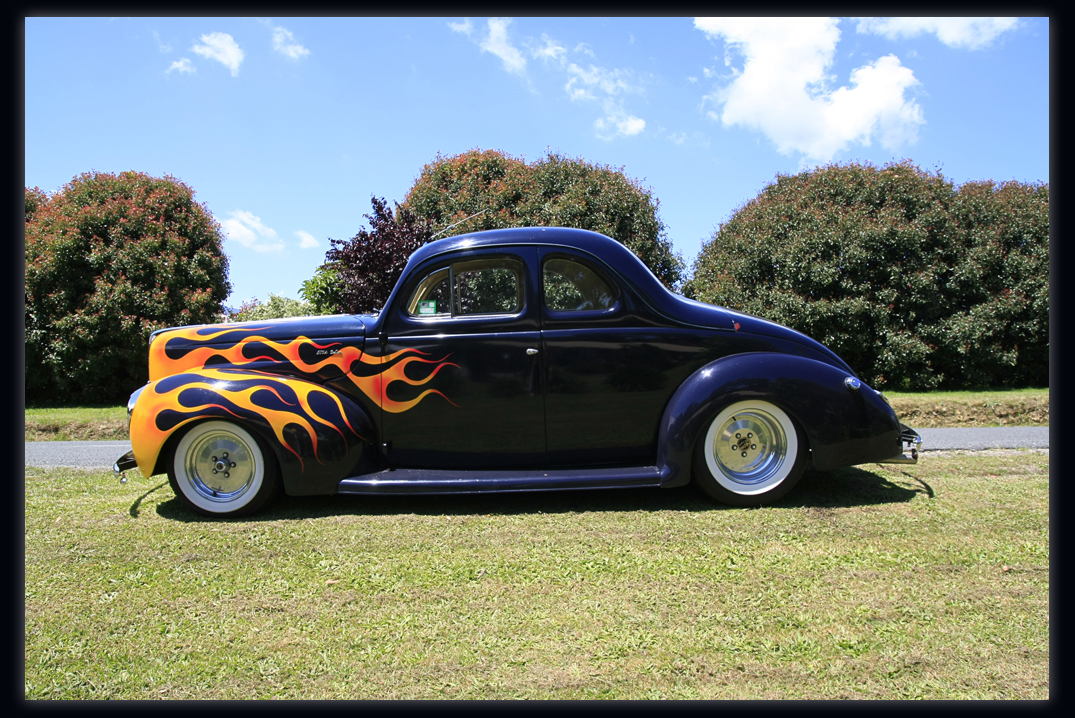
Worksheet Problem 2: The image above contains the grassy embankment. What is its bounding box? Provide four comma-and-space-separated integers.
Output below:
25, 451, 1048, 699
23, 388, 1050, 441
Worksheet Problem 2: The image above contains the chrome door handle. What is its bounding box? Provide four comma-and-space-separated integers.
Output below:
526, 348, 539, 355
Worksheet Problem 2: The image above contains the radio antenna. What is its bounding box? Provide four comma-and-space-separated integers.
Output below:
430, 209, 489, 240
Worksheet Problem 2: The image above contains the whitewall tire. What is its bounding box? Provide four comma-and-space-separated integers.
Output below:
168, 421, 279, 517
692, 400, 807, 507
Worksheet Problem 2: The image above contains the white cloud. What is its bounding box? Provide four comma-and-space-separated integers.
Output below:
191, 32, 244, 76
448, 18, 474, 36
295, 230, 319, 249
222, 210, 283, 252
694, 17, 924, 162
531, 33, 566, 63
480, 18, 527, 75
272, 26, 310, 59
452, 21, 647, 140
562, 62, 647, 138
153, 31, 172, 52
855, 17, 1020, 50
565, 63, 643, 101
166, 58, 194, 74
594, 101, 646, 139
574, 42, 596, 58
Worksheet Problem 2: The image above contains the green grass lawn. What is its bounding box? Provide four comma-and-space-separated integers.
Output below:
24, 405, 129, 441
883, 388, 1049, 402
25, 451, 1048, 699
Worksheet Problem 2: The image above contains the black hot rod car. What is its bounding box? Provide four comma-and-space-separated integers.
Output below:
115, 227, 920, 517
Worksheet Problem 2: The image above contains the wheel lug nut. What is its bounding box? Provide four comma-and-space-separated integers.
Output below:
736, 433, 741, 439
748, 433, 753, 438
224, 472, 230, 478
741, 451, 747, 457
751, 444, 756, 450
212, 456, 217, 462
212, 469, 218, 474
230, 462, 236, 468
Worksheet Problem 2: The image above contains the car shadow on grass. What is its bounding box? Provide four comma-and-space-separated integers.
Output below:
152, 464, 923, 522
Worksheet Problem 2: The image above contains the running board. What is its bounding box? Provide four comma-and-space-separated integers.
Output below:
337, 466, 662, 495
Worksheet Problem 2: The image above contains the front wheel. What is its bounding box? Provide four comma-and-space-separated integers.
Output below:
692, 400, 807, 507
168, 420, 279, 518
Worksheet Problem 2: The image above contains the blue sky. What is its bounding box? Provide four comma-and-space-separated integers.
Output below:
24, 16, 1048, 307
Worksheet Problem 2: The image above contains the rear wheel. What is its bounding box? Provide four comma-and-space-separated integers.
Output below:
168, 421, 279, 517
692, 400, 807, 507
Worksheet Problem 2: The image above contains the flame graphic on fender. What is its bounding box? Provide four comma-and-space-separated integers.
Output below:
149, 324, 458, 413
130, 367, 368, 475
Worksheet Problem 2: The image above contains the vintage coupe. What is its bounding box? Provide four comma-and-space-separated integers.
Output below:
114, 227, 920, 517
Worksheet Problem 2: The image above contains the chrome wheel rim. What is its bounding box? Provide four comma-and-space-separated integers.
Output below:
183, 428, 257, 503
703, 401, 798, 496
711, 409, 787, 485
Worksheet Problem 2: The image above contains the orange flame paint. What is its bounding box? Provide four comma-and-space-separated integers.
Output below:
149, 324, 457, 414
130, 367, 367, 477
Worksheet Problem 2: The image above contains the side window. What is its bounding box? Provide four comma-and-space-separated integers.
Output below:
453, 258, 523, 315
406, 267, 451, 316
406, 257, 524, 318
543, 257, 615, 312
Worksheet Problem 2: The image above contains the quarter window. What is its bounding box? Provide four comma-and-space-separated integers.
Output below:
406, 257, 524, 317
543, 257, 615, 312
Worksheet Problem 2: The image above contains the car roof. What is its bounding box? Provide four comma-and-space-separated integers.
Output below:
404, 227, 674, 307
379, 225, 743, 338
408, 226, 634, 267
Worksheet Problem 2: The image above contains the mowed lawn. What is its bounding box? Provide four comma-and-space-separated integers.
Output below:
25, 451, 1048, 699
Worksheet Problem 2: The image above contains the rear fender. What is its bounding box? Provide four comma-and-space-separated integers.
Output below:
130, 367, 376, 496
656, 353, 900, 487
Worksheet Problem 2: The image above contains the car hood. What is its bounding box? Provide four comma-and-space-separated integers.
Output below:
150, 314, 373, 345
146, 314, 378, 383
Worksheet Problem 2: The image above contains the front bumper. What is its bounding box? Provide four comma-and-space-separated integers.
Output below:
113, 384, 147, 478
113, 450, 138, 476
878, 424, 921, 465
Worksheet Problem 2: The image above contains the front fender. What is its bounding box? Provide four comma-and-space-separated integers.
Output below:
129, 367, 376, 496
656, 353, 900, 487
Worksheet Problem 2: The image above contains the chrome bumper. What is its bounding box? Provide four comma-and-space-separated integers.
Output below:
878, 424, 921, 465
113, 450, 137, 477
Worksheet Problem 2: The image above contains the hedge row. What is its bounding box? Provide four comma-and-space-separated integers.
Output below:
685, 161, 1048, 390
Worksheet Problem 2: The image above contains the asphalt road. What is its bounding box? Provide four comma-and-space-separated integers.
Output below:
24, 427, 1050, 471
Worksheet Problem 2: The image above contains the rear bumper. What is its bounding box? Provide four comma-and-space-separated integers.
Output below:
877, 424, 921, 465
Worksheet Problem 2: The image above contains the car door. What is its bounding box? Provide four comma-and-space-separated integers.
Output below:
380, 247, 546, 469
539, 249, 711, 467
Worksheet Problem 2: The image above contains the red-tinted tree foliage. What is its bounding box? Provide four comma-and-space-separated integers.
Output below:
403, 149, 684, 289
25, 171, 230, 403
322, 197, 433, 314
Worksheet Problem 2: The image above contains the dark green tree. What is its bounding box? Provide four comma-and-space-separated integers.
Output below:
25, 171, 231, 403
685, 161, 1048, 390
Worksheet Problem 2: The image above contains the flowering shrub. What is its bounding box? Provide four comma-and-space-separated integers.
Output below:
403, 149, 684, 289
25, 172, 230, 403
223, 294, 324, 322
685, 161, 1049, 390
